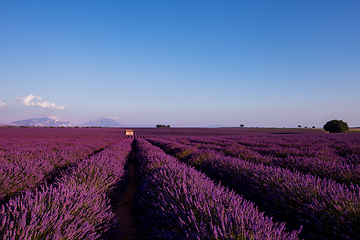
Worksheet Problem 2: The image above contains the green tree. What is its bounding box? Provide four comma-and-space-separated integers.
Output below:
156, 124, 170, 128
323, 119, 349, 133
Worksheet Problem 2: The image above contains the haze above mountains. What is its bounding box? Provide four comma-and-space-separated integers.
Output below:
2, 117, 224, 128
7, 117, 127, 127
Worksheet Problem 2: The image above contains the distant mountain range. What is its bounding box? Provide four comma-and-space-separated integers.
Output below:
4, 117, 154, 127
81, 117, 124, 127
11, 117, 71, 127
3, 117, 232, 128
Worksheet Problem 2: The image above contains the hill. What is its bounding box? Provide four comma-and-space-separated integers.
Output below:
82, 118, 124, 127
12, 117, 71, 127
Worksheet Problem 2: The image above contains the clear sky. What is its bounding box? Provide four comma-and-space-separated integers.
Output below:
1, 1, 359, 127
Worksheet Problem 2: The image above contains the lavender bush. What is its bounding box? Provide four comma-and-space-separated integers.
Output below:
134, 139, 300, 240
151, 135, 360, 185
0, 139, 113, 201
0, 139, 132, 239
150, 138, 360, 239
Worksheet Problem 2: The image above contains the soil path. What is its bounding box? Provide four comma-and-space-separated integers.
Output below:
112, 148, 137, 239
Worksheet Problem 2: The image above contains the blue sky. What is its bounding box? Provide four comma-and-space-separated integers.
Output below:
1, 1, 359, 127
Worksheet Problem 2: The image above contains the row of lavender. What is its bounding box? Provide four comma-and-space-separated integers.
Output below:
0, 138, 114, 201
148, 137, 360, 239
133, 139, 301, 239
0, 139, 132, 239
173, 134, 360, 186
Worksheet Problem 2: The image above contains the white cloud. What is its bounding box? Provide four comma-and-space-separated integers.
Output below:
13, 94, 65, 110
0, 100, 5, 108
19, 94, 42, 106
31, 101, 65, 110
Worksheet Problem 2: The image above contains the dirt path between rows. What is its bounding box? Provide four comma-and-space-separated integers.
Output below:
112, 149, 137, 239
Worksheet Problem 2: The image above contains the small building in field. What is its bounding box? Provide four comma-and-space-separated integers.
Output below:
125, 129, 133, 136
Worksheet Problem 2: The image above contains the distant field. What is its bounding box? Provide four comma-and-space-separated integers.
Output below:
349, 128, 360, 132
133, 126, 326, 137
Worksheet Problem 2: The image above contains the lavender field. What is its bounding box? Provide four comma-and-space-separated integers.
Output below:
0, 127, 359, 239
